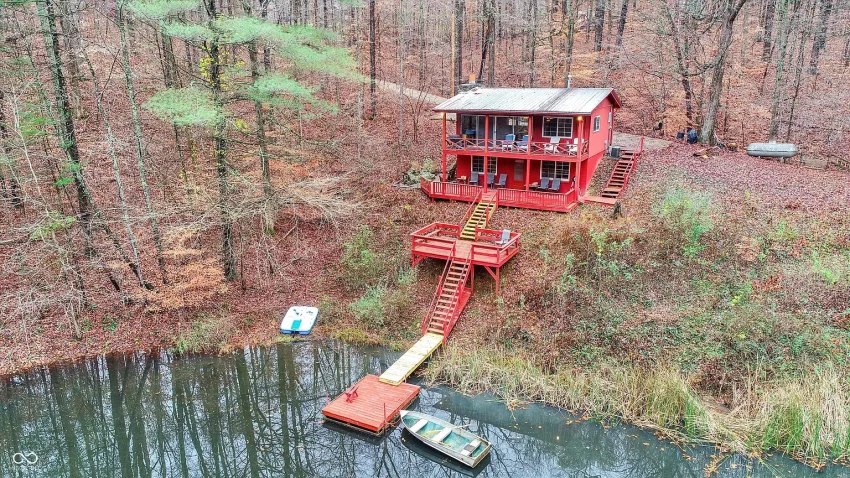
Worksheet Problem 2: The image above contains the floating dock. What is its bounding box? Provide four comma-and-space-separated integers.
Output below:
322, 375, 420, 434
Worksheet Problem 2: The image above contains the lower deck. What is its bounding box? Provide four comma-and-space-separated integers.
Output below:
421, 178, 578, 212
410, 223, 521, 268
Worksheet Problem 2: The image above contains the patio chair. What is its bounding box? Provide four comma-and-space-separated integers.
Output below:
548, 178, 562, 192
537, 177, 551, 190
544, 137, 561, 154
464, 129, 477, 138
469, 172, 480, 186
501, 134, 516, 151
487, 173, 496, 187
496, 173, 507, 188
516, 135, 529, 152
495, 229, 511, 245
566, 138, 579, 154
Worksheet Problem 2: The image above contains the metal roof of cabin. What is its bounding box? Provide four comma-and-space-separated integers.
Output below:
433, 87, 620, 115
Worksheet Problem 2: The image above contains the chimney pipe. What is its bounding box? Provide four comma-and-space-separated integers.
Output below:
567, 74, 572, 88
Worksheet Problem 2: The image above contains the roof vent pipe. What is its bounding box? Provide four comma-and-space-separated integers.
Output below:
567, 75, 572, 88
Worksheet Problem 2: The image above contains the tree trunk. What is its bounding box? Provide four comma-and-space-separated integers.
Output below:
37, 0, 93, 236
528, 0, 538, 86
563, 0, 576, 81
397, 0, 405, 144
368, 0, 377, 119
762, 0, 775, 61
594, 0, 605, 51
58, 0, 82, 110
119, 3, 168, 283
768, 0, 791, 141
244, 0, 274, 233
206, 0, 236, 280
0, 88, 23, 209
700, 0, 749, 144
453, 0, 464, 91
808, 0, 832, 74
615, 0, 629, 47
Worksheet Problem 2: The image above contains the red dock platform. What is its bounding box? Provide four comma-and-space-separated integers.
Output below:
321, 375, 420, 434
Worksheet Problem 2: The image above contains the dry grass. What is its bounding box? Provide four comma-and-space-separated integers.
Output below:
425, 343, 850, 468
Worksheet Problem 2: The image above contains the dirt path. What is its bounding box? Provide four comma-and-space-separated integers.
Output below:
612, 132, 671, 151
375, 80, 448, 104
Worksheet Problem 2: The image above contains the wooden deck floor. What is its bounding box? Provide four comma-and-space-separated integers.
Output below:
322, 375, 420, 434
379, 333, 444, 385
411, 238, 518, 268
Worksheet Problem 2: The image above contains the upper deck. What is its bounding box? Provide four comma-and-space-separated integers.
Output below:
410, 222, 520, 268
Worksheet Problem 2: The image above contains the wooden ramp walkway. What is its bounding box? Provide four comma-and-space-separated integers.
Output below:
379, 333, 444, 385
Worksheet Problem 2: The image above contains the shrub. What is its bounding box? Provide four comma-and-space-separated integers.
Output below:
340, 225, 383, 288
173, 313, 238, 354
655, 187, 714, 258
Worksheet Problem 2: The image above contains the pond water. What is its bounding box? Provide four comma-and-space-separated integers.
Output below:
0, 341, 844, 477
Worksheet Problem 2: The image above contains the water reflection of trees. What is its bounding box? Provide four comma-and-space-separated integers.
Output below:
0, 343, 820, 478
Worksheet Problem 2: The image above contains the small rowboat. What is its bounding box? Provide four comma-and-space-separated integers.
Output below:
399, 410, 491, 468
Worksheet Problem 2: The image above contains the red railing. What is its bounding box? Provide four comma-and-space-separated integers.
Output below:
422, 243, 456, 335
461, 189, 485, 225
421, 177, 481, 201
443, 138, 584, 158
470, 229, 521, 264
497, 188, 575, 211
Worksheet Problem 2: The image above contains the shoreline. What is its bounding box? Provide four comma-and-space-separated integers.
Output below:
3, 326, 849, 471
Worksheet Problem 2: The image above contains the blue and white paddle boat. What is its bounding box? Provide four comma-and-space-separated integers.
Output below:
279, 306, 319, 335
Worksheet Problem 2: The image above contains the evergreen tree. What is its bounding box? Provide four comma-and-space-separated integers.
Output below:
134, 0, 356, 280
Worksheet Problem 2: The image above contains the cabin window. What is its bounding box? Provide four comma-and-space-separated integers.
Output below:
491, 116, 528, 141
540, 161, 570, 180
460, 115, 486, 138
542, 117, 573, 138
471, 156, 497, 175
593, 115, 601, 132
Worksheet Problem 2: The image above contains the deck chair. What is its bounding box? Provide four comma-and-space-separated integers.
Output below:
537, 177, 551, 190
516, 135, 529, 152
496, 173, 507, 188
487, 173, 495, 187
544, 137, 561, 154
501, 134, 516, 151
469, 172, 480, 186
548, 178, 562, 192
495, 229, 511, 245
566, 137, 579, 154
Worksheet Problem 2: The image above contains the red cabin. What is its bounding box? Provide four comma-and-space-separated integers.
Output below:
423, 87, 621, 212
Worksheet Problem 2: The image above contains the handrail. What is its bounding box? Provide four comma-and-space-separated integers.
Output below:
461, 189, 484, 225
439, 261, 471, 341
423, 242, 456, 335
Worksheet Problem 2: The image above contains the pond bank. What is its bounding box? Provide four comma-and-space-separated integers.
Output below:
423, 342, 850, 470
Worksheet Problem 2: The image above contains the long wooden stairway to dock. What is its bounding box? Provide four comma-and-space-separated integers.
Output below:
323, 191, 514, 434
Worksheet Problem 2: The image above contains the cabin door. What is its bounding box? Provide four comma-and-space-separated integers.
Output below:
513, 160, 525, 187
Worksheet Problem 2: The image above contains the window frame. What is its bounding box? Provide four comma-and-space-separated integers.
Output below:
471, 156, 497, 175
540, 160, 571, 181
593, 115, 601, 132
542, 116, 574, 138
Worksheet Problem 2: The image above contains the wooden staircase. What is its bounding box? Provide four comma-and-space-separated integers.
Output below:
423, 257, 472, 338
459, 192, 497, 240
600, 149, 636, 200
